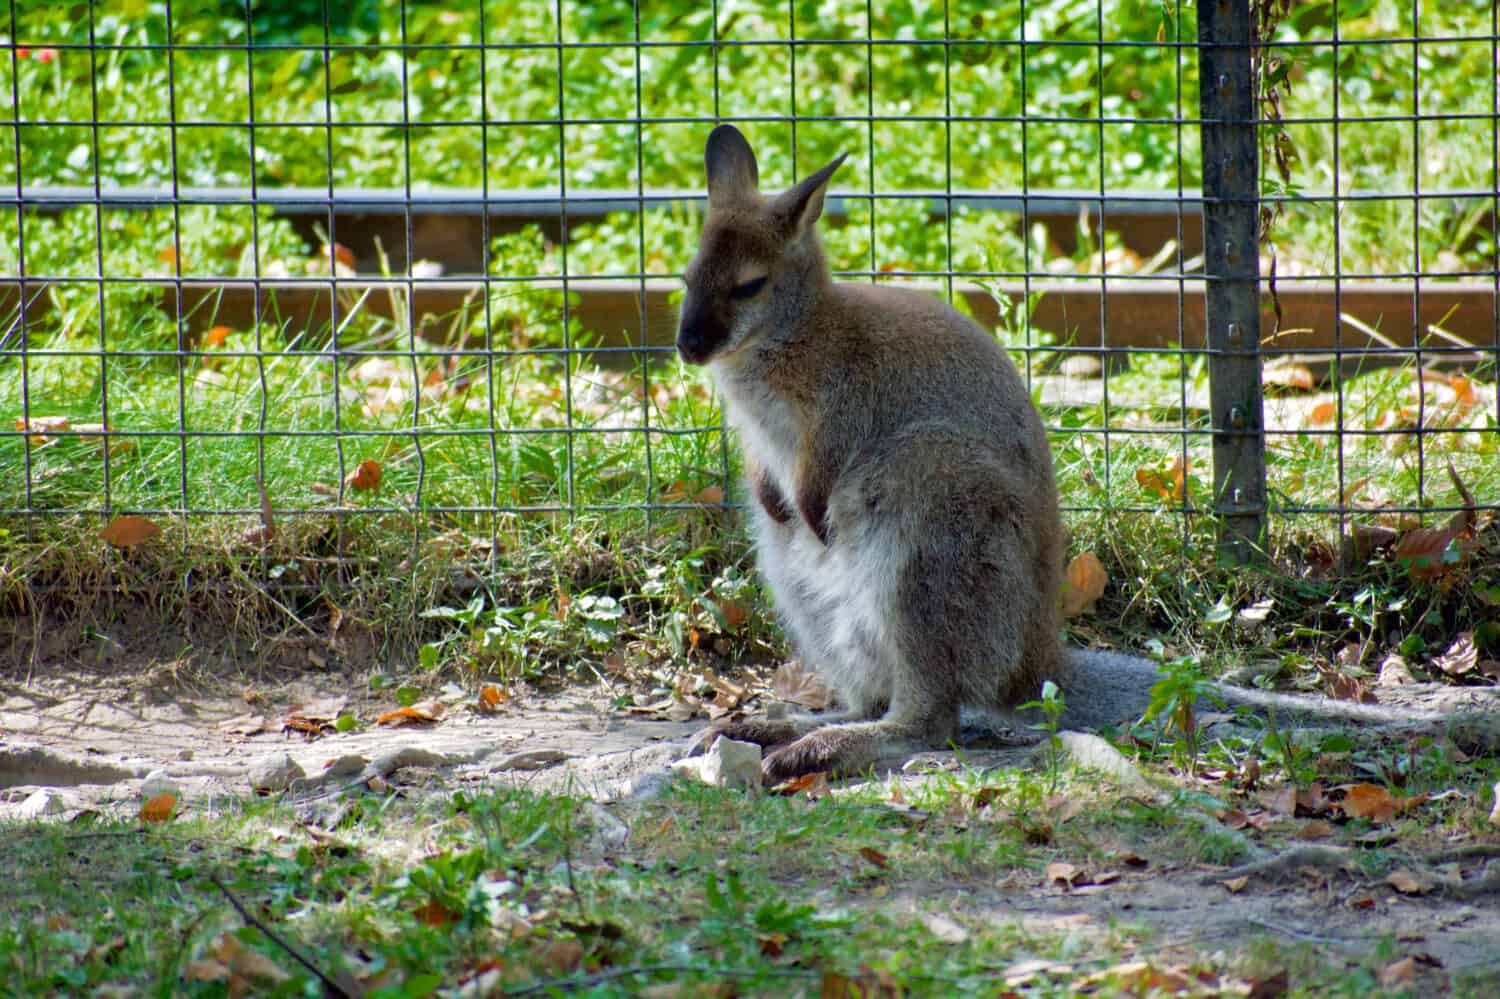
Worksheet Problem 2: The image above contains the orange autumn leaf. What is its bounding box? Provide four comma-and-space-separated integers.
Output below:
204, 326, 232, 347
693, 484, 725, 506
375, 699, 445, 727
1448, 372, 1478, 408
1135, 456, 1188, 502
774, 771, 830, 798
330, 242, 356, 270
477, 684, 508, 711
1061, 552, 1108, 618
1307, 400, 1337, 426
16, 415, 69, 446
346, 459, 383, 491
1339, 783, 1429, 823
716, 597, 750, 632
140, 793, 178, 824
100, 515, 162, 547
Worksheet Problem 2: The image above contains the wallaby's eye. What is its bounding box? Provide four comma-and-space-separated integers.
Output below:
729, 276, 768, 301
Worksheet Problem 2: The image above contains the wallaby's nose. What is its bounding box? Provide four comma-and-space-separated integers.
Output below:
675, 295, 725, 364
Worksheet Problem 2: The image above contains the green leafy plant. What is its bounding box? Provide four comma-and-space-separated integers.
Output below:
1018, 679, 1067, 792
1138, 643, 1223, 776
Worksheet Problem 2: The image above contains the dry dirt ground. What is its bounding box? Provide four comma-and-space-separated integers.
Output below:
3, 636, 1500, 986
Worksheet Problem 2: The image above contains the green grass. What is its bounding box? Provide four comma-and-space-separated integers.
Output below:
2, 1, 1499, 693
1, 0, 1495, 275
5, 742, 1497, 997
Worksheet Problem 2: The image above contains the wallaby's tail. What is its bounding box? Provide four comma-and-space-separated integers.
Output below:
1055, 647, 1432, 733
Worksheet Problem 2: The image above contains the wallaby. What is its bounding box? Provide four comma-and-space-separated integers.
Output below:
676, 124, 1493, 782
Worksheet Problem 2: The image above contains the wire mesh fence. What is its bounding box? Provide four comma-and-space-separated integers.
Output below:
1, 1, 1496, 574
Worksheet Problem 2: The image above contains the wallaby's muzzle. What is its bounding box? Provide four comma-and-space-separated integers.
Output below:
675, 292, 728, 364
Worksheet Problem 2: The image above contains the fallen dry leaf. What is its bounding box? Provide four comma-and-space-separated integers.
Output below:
243, 476, 276, 547
182, 959, 229, 985
99, 515, 161, 548
139, 793, 177, 824
715, 597, 750, 632
758, 932, 788, 957
1325, 672, 1377, 704
204, 325, 232, 347
1061, 552, 1108, 618
858, 846, 889, 869
1217, 808, 1251, 830
1432, 632, 1479, 677
774, 771, 831, 799
413, 899, 457, 927
1306, 400, 1337, 426
1392, 463, 1477, 583
203, 933, 290, 991
693, 485, 725, 506
1220, 876, 1250, 894
1386, 869, 1426, 895
1135, 455, 1189, 502
1394, 524, 1466, 582
72, 422, 131, 457
1045, 862, 1088, 888
15, 414, 69, 446
1262, 359, 1316, 392
1349, 522, 1399, 563
1247, 968, 1290, 999
1297, 820, 1335, 840
1340, 783, 1428, 823
376, 699, 446, 726
533, 938, 585, 976
1091, 961, 1192, 995
1378, 957, 1418, 986
325, 242, 356, 271
477, 684, 509, 712
346, 459, 383, 491
1044, 794, 1085, 824
772, 661, 832, 710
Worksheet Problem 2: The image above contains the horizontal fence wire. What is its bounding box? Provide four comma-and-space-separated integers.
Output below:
0, 0, 1496, 575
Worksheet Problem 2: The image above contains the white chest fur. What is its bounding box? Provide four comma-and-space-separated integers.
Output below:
713, 365, 800, 497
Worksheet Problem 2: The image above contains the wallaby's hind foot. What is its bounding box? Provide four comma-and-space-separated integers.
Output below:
687, 717, 810, 757
762, 719, 944, 782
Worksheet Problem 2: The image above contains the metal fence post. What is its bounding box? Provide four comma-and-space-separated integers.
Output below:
1198, 0, 1268, 564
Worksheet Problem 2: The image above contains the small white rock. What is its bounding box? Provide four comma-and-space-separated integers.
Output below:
698, 737, 762, 791
141, 769, 182, 801
923, 912, 970, 944
248, 753, 306, 794
1058, 354, 1103, 379
17, 788, 70, 819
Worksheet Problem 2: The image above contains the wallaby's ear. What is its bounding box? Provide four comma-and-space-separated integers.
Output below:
773, 152, 847, 237
705, 124, 760, 207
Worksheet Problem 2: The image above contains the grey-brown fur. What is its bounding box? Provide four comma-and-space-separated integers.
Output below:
676, 125, 1490, 782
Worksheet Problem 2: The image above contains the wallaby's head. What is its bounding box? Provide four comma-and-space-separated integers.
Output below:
676, 124, 846, 365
